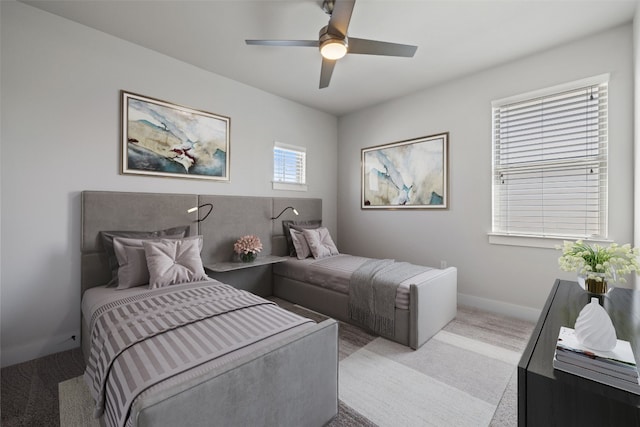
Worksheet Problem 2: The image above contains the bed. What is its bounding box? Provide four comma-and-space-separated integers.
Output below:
272, 223, 457, 350
80, 191, 338, 427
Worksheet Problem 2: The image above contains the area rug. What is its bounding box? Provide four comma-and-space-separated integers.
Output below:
339, 331, 521, 426
59, 305, 533, 426
58, 376, 100, 427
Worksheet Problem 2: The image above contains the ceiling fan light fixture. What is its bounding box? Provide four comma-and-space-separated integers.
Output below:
320, 38, 348, 60
248, 2, 417, 88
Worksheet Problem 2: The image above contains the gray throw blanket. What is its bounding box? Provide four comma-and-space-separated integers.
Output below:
349, 259, 430, 336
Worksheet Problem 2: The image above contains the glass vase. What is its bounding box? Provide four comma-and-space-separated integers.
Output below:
240, 252, 257, 263
583, 273, 608, 295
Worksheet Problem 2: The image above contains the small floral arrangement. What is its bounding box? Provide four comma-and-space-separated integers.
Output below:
558, 240, 640, 283
233, 235, 263, 255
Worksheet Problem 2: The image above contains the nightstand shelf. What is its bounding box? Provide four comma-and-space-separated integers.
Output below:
205, 255, 288, 273
204, 255, 288, 297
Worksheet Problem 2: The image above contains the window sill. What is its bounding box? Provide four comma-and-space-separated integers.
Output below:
272, 182, 307, 192
488, 233, 612, 249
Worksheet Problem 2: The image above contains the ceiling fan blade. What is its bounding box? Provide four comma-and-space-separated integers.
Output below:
319, 58, 337, 89
327, 0, 355, 36
245, 40, 319, 47
348, 38, 417, 57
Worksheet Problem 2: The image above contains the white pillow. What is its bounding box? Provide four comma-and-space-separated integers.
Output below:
302, 227, 339, 259
143, 236, 208, 289
290, 229, 312, 260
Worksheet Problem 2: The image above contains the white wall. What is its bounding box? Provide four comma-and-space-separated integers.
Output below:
0, 2, 338, 367
634, 2, 640, 289
338, 25, 634, 320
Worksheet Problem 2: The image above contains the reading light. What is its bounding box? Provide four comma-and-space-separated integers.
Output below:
271, 206, 299, 220
187, 203, 213, 222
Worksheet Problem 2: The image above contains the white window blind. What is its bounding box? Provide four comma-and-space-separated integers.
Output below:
273, 142, 306, 186
492, 79, 608, 240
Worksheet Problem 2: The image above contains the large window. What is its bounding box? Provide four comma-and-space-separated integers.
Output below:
273, 142, 307, 191
491, 75, 608, 244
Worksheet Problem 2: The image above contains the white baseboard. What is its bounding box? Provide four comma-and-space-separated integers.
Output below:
1, 331, 80, 368
457, 292, 541, 324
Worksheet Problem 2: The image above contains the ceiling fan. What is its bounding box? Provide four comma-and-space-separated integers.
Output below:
245, 0, 418, 89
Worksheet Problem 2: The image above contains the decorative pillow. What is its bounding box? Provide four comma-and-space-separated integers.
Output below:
302, 227, 339, 259
113, 237, 153, 289
282, 220, 321, 257
101, 225, 190, 286
289, 229, 312, 260
143, 236, 208, 289
113, 235, 188, 289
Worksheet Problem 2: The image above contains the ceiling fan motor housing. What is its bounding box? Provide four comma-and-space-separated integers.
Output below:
319, 25, 348, 59
322, 0, 335, 16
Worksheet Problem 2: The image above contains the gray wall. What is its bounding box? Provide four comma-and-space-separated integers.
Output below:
337, 24, 634, 320
0, 2, 337, 366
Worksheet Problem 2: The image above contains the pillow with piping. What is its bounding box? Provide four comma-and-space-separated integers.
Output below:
289, 229, 312, 260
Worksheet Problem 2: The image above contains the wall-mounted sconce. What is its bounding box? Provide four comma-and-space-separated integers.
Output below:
187, 203, 213, 222
271, 206, 299, 220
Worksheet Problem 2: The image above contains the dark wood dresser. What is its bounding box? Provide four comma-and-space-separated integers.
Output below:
518, 279, 640, 426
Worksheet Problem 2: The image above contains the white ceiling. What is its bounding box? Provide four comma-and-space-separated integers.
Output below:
22, 0, 638, 116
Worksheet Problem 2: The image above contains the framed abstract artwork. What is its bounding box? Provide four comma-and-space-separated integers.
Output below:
361, 132, 449, 209
121, 91, 230, 181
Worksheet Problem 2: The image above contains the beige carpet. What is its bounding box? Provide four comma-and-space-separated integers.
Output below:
58, 376, 100, 427
59, 305, 533, 426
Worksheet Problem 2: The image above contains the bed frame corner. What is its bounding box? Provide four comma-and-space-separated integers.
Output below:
409, 266, 458, 349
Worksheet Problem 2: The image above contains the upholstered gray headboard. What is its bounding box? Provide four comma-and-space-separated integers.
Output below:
80, 191, 322, 294
198, 195, 322, 262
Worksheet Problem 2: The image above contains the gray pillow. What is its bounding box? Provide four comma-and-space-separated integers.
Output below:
302, 227, 339, 259
112, 236, 187, 289
101, 225, 190, 286
113, 237, 152, 289
143, 236, 208, 289
282, 220, 321, 257
290, 229, 312, 260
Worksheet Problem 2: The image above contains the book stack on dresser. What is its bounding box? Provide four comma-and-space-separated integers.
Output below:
553, 326, 640, 395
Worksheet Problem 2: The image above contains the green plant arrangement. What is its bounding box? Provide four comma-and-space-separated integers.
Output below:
558, 240, 640, 285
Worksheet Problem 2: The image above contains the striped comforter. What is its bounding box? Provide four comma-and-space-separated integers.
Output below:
84, 281, 313, 427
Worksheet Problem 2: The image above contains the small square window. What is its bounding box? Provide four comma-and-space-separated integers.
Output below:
273, 142, 307, 191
